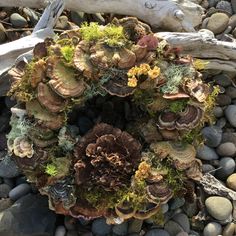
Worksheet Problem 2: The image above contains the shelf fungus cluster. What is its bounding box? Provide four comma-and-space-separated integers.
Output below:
6, 17, 218, 223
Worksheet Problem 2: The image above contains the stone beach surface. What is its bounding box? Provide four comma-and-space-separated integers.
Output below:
1, 1, 236, 236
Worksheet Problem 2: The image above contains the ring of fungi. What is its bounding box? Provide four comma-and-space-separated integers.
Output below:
6, 17, 219, 224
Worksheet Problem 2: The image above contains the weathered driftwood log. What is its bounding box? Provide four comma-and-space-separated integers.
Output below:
0, 0, 64, 76
199, 173, 236, 201
0, 0, 203, 32
156, 30, 236, 72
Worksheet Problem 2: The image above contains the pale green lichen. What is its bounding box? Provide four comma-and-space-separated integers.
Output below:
161, 64, 195, 94
58, 126, 78, 152
45, 163, 58, 176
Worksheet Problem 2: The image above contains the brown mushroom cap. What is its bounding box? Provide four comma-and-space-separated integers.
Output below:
26, 99, 64, 130
74, 123, 142, 190
157, 111, 177, 130
47, 57, 86, 98
176, 105, 203, 130
102, 73, 136, 97
150, 141, 197, 170
13, 137, 34, 158
37, 82, 66, 113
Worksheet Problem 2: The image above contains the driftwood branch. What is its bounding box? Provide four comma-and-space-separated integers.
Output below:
199, 173, 236, 201
156, 30, 236, 72
0, 0, 64, 75
0, 0, 203, 32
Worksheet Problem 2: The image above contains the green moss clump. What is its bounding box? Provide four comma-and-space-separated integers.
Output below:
45, 163, 58, 176
44, 157, 71, 178
61, 45, 75, 63
169, 100, 188, 113
161, 64, 195, 94
80, 22, 126, 46
8, 61, 37, 102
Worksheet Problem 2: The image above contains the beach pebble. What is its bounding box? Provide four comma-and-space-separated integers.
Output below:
64, 215, 76, 230
228, 15, 236, 29
92, 218, 112, 236
203, 222, 222, 236
205, 196, 233, 220
222, 222, 236, 236
22, 7, 39, 26
55, 225, 66, 236
202, 164, 216, 174
66, 231, 78, 236
213, 73, 232, 87
216, 94, 232, 106
215, 157, 235, 179
222, 132, 236, 145
213, 106, 224, 118
0, 155, 21, 178
128, 219, 143, 234
226, 86, 236, 99
172, 213, 190, 233
226, 173, 236, 190
0, 183, 11, 198
216, 142, 236, 156
145, 229, 170, 236
164, 220, 184, 236
216, 117, 227, 129
176, 232, 188, 236
201, 126, 222, 147
225, 105, 236, 127
112, 221, 128, 235
169, 198, 185, 210
197, 145, 219, 160
207, 13, 229, 34
55, 15, 69, 30
0, 194, 56, 236
0, 198, 12, 211
9, 183, 31, 201
10, 13, 28, 28
216, 1, 233, 14
232, 0, 236, 13
70, 11, 86, 26
161, 203, 169, 214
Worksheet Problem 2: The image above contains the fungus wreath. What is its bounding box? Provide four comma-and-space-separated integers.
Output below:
7, 17, 218, 223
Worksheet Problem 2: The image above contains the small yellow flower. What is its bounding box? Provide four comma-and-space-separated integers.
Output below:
148, 66, 160, 79
193, 59, 209, 70
135, 161, 151, 180
127, 67, 138, 77
139, 63, 150, 75
127, 76, 138, 87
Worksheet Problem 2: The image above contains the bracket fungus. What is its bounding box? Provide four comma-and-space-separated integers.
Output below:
6, 17, 217, 222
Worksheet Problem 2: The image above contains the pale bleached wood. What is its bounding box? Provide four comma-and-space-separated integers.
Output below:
156, 30, 236, 72
0, 0, 64, 75
0, 0, 204, 32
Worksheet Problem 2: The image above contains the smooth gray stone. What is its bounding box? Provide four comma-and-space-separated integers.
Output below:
201, 126, 222, 147
216, 142, 236, 156
92, 218, 112, 236
213, 106, 223, 118
145, 229, 170, 236
0, 194, 56, 236
164, 220, 184, 236
203, 222, 222, 236
215, 157, 235, 179
205, 196, 232, 220
216, 0, 233, 14
0, 183, 11, 198
9, 183, 31, 201
10, 13, 28, 28
225, 105, 236, 127
172, 213, 190, 233
0, 155, 21, 178
197, 145, 219, 160
54, 225, 66, 236
112, 221, 128, 236
128, 219, 143, 234
226, 86, 236, 99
